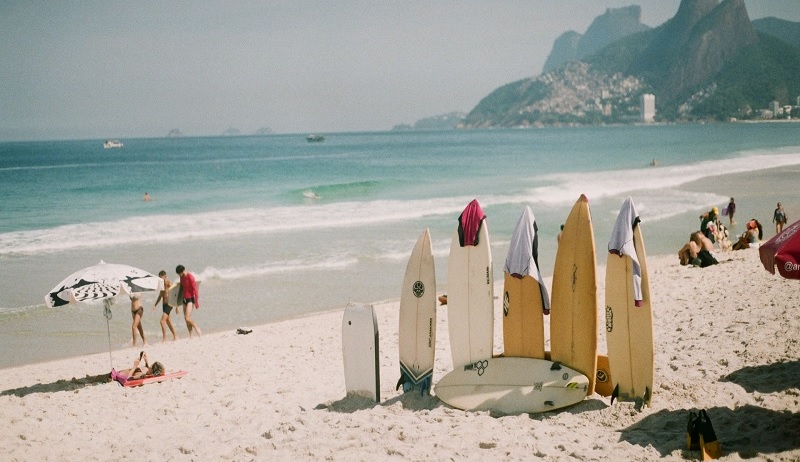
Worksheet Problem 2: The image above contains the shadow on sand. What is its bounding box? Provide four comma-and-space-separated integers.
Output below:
318, 391, 441, 414
721, 360, 800, 393
1, 373, 110, 397
619, 405, 800, 458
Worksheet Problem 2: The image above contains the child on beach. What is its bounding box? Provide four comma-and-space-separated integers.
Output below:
152, 270, 178, 342
130, 294, 146, 346
176, 264, 202, 338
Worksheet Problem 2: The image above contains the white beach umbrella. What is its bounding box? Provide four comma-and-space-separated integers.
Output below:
44, 260, 161, 368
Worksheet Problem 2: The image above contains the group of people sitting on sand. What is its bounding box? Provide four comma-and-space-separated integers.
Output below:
679, 205, 763, 267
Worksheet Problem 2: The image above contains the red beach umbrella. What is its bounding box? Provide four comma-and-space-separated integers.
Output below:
759, 219, 800, 279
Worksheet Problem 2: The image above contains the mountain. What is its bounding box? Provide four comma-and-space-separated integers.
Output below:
463, 0, 800, 127
393, 112, 466, 131
542, 6, 650, 73
753, 17, 800, 50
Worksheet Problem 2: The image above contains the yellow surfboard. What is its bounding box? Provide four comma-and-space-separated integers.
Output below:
503, 275, 546, 358
502, 206, 548, 359
605, 210, 654, 406
550, 195, 598, 395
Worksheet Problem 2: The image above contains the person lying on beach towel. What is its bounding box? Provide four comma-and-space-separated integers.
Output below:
110, 351, 164, 385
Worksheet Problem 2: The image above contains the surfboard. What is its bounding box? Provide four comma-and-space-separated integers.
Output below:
167, 280, 202, 307
342, 303, 380, 402
503, 206, 549, 359
122, 370, 188, 388
433, 357, 589, 414
397, 228, 437, 394
550, 194, 598, 395
447, 200, 493, 370
605, 199, 654, 406
595, 354, 613, 397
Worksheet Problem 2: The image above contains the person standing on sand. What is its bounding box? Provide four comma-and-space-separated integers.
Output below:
130, 294, 146, 346
773, 202, 788, 235
726, 198, 736, 226
152, 270, 178, 342
176, 264, 202, 338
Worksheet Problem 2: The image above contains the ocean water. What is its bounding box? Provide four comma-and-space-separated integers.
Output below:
1, 123, 799, 369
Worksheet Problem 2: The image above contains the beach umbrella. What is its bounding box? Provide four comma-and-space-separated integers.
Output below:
759, 219, 800, 279
45, 260, 161, 368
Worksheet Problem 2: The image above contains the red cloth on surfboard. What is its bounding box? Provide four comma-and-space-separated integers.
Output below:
458, 199, 486, 247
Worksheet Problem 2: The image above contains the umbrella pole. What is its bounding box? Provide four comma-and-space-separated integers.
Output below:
104, 299, 114, 370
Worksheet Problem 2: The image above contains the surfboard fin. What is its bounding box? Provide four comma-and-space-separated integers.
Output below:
550, 361, 562, 371
611, 384, 620, 405
396, 376, 406, 392
643, 386, 651, 406
419, 376, 431, 396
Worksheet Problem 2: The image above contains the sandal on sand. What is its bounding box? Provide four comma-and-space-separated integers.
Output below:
686, 411, 701, 451
699, 409, 722, 460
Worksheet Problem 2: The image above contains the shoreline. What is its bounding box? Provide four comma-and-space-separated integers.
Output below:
0, 162, 798, 372
1, 248, 798, 460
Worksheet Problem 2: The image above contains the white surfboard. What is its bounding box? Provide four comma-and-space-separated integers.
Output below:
550, 194, 598, 395
447, 207, 493, 370
434, 357, 589, 414
342, 303, 380, 402
166, 280, 202, 307
397, 228, 437, 394
606, 199, 654, 406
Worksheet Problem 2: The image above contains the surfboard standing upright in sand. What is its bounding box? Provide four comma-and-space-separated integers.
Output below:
503, 206, 550, 359
342, 303, 380, 402
434, 357, 589, 414
550, 194, 598, 395
606, 197, 654, 406
447, 199, 494, 370
397, 228, 437, 394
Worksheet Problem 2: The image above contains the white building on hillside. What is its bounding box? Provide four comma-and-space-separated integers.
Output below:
641, 94, 655, 122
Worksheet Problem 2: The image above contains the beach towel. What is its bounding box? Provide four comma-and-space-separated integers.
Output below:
503, 206, 551, 312
608, 197, 643, 307
457, 199, 486, 247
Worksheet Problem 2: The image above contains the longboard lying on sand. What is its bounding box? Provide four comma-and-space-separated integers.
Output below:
447, 199, 494, 370
503, 206, 549, 359
434, 357, 589, 414
121, 371, 188, 388
397, 229, 437, 394
606, 197, 654, 406
342, 303, 380, 402
550, 194, 598, 395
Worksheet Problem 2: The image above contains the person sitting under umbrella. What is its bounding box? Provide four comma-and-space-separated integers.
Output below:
111, 351, 164, 384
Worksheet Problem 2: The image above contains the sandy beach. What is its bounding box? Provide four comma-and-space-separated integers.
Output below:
1, 246, 798, 461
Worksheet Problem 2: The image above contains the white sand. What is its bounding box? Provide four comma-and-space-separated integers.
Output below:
1, 248, 798, 461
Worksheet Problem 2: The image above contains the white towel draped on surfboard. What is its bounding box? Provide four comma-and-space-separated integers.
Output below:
503, 206, 551, 312
608, 197, 643, 306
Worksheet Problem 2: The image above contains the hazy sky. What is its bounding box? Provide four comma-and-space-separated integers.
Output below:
1, 1, 798, 141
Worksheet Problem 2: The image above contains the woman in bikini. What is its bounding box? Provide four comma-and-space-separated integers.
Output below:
130, 294, 146, 346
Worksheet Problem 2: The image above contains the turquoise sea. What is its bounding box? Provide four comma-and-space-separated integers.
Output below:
1, 123, 799, 369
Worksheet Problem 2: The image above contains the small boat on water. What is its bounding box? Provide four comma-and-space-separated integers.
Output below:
103, 140, 123, 149
306, 134, 325, 142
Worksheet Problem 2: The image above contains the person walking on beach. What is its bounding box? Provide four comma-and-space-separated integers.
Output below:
176, 264, 202, 338
152, 270, 178, 342
726, 198, 736, 226
773, 202, 788, 234
130, 294, 146, 346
